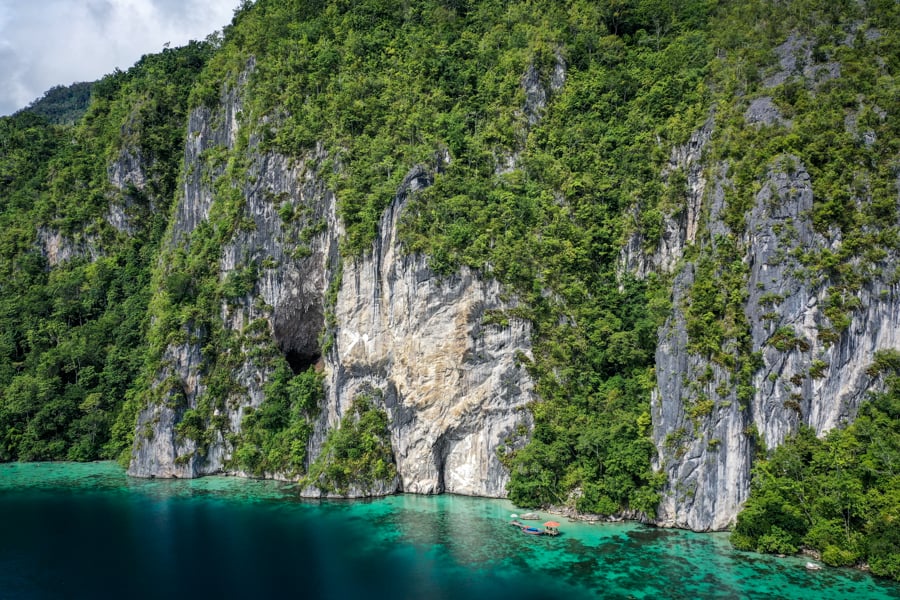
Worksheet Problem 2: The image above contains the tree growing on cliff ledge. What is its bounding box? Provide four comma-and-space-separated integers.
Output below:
733, 351, 900, 580
0, 1, 897, 561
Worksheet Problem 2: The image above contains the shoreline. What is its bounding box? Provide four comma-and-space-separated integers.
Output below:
1, 461, 891, 582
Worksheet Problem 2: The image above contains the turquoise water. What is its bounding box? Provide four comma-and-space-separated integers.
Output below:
1, 462, 898, 599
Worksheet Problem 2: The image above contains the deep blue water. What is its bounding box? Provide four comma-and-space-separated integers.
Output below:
1, 462, 898, 599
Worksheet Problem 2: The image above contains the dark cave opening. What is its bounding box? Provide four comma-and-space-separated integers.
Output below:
285, 349, 321, 375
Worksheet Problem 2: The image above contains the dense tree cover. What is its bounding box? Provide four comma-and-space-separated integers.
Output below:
0, 41, 216, 462
732, 351, 900, 580
190, 0, 714, 515
0, 0, 897, 551
19, 82, 94, 125
304, 393, 397, 495
229, 364, 322, 476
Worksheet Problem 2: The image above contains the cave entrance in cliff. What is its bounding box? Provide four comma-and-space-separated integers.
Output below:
285, 349, 321, 375
273, 303, 325, 375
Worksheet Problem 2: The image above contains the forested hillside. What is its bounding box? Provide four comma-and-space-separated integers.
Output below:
0, 42, 216, 461
0, 0, 897, 579
18, 82, 94, 125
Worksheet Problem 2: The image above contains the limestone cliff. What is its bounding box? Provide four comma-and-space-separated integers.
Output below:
612, 17, 900, 529
122, 12, 895, 527
318, 165, 534, 497
128, 76, 334, 478
128, 80, 534, 497
619, 118, 712, 279
8, 0, 898, 536
647, 150, 899, 531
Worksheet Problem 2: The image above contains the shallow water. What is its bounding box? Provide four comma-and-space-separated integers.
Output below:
1, 462, 897, 599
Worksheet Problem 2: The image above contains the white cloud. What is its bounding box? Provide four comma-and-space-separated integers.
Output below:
0, 0, 238, 116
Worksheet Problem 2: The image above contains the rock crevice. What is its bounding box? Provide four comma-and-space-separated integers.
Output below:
129, 81, 534, 499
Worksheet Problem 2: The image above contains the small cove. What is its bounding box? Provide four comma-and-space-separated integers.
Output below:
1, 462, 898, 599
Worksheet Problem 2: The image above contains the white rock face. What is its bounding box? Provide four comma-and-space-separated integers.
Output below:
128, 83, 535, 498
649, 154, 900, 531
615, 87, 900, 531
321, 167, 535, 497
129, 78, 307, 479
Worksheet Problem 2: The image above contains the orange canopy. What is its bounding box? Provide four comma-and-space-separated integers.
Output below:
543, 521, 560, 527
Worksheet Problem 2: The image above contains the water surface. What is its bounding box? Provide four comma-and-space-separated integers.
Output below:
1, 462, 897, 599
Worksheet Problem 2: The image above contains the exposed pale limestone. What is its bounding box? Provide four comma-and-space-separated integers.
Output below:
651, 155, 900, 530
129, 81, 534, 499
317, 166, 535, 497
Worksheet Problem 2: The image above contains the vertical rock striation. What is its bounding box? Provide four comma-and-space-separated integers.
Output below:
650, 152, 900, 530
317, 165, 535, 497
129, 82, 535, 498
129, 76, 340, 478
651, 264, 753, 531
619, 118, 712, 278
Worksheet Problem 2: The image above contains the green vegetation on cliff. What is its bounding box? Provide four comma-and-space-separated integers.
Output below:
304, 393, 396, 495
195, 0, 896, 521
687, 0, 900, 360
0, 2, 898, 579
192, 0, 714, 516
732, 351, 900, 579
0, 42, 215, 462
230, 364, 322, 477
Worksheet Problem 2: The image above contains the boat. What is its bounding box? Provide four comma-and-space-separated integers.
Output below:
518, 512, 541, 520
509, 519, 562, 536
542, 521, 561, 536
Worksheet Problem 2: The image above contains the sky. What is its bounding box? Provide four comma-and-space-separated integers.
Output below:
0, 0, 239, 116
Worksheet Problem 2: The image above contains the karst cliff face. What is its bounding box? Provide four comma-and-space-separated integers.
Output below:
647, 158, 900, 530
127, 81, 534, 498
321, 173, 535, 497
123, 19, 896, 531
618, 27, 900, 527
5, 0, 897, 538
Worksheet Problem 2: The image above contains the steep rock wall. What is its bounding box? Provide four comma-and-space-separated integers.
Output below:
651, 263, 753, 531
129, 77, 339, 478
619, 118, 712, 278
314, 166, 535, 497
106, 146, 147, 234
129, 337, 209, 478
129, 83, 534, 498
650, 153, 900, 530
